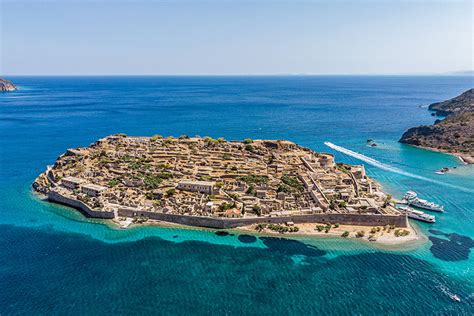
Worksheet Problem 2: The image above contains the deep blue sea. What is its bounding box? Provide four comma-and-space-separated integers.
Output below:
1, 76, 473, 315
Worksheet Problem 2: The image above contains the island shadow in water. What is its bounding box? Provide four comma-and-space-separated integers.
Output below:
428, 229, 474, 261
260, 237, 326, 257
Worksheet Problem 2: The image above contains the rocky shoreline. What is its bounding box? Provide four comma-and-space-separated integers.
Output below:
0, 78, 17, 92
399, 88, 474, 164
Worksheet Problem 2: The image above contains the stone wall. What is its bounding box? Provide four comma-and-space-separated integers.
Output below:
46, 191, 407, 228
118, 208, 407, 229
48, 191, 115, 219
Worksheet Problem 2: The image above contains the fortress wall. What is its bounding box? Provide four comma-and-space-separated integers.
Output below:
117, 209, 407, 229
48, 191, 115, 219
44, 189, 406, 228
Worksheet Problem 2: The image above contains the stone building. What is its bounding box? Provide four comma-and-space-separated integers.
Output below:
81, 184, 107, 197
177, 180, 216, 194
61, 177, 85, 190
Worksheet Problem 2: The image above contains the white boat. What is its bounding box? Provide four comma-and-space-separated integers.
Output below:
435, 167, 449, 175
439, 285, 461, 302
404, 191, 417, 200
450, 294, 461, 302
397, 206, 436, 223
404, 191, 444, 212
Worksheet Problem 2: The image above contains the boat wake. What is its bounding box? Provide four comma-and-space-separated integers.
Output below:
437, 285, 461, 302
324, 142, 474, 193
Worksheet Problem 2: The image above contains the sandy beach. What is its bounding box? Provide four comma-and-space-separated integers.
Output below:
113, 215, 423, 246
238, 221, 421, 245
416, 145, 474, 165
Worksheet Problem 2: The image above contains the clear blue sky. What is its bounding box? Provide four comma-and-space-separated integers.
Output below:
1, 0, 472, 75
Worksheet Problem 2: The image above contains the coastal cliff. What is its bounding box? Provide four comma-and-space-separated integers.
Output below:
0, 78, 17, 92
400, 89, 474, 163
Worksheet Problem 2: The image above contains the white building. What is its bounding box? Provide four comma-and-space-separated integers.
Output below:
177, 180, 216, 194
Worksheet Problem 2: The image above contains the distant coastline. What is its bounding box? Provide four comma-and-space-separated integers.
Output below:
399, 88, 474, 164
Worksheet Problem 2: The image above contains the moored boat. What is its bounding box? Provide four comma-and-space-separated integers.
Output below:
397, 206, 436, 223
404, 191, 444, 212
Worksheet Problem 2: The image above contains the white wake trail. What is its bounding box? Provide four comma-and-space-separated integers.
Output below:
324, 142, 473, 193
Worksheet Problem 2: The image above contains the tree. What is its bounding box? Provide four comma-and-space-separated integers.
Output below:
341, 231, 349, 238
245, 144, 255, 152
316, 225, 325, 232
252, 204, 262, 216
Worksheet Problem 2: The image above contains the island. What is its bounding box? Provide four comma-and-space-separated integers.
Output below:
400, 88, 474, 163
33, 135, 410, 239
0, 78, 16, 92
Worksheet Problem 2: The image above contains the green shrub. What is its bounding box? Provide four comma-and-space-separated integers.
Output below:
252, 204, 262, 216
277, 184, 292, 193
144, 175, 162, 189
394, 229, 410, 237
239, 175, 268, 184
245, 144, 255, 152
281, 175, 304, 191
145, 192, 162, 200
108, 179, 120, 187
150, 135, 163, 141
219, 202, 235, 211
316, 225, 325, 232
255, 223, 267, 231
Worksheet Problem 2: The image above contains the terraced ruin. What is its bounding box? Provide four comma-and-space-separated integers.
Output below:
33, 135, 406, 228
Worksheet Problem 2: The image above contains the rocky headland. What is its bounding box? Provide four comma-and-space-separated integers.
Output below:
400, 88, 474, 163
0, 78, 17, 92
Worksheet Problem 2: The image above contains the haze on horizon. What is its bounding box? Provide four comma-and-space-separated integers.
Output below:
1, 0, 472, 76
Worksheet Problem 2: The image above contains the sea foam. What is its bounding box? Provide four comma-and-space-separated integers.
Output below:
324, 142, 474, 193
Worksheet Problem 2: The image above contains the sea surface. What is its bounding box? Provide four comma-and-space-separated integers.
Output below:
1, 76, 473, 315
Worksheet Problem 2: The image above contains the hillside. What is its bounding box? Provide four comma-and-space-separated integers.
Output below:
400, 89, 474, 163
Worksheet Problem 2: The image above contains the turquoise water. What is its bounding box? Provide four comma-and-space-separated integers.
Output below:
1, 76, 473, 314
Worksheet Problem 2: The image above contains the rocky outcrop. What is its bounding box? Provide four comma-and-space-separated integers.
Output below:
400, 89, 474, 163
428, 89, 473, 116
0, 78, 16, 92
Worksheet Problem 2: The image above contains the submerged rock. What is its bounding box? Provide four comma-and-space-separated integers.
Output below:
428, 229, 474, 261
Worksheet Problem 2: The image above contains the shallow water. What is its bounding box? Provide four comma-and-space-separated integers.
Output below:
1, 76, 473, 314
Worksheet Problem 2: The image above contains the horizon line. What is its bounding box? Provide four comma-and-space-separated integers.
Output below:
3, 71, 473, 77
